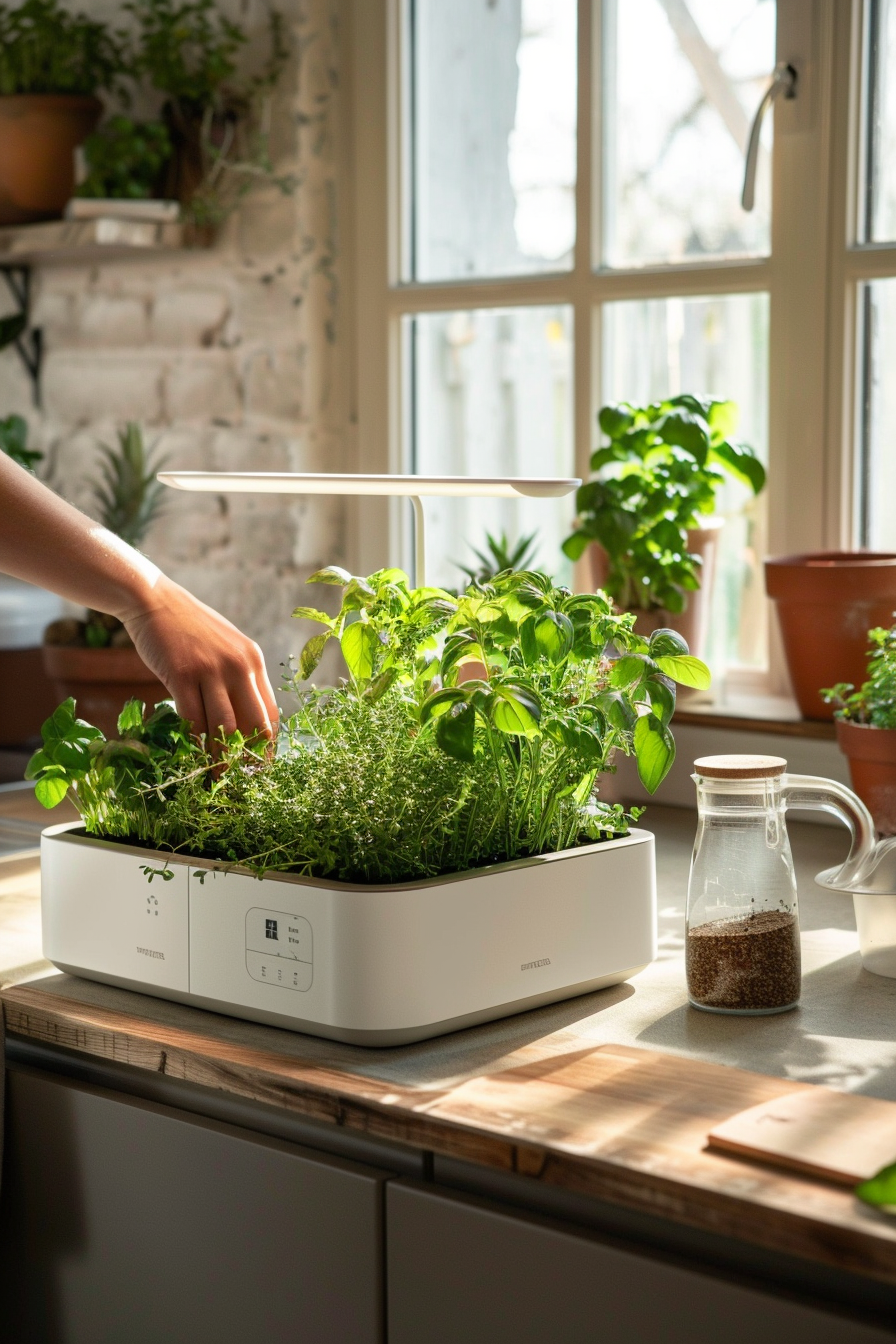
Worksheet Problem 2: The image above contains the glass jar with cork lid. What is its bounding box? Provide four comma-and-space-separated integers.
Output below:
687, 754, 876, 1015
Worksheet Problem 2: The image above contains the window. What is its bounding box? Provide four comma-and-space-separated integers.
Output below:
351, 1, 867, 705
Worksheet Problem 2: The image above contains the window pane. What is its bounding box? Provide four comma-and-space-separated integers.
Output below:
602, 293, 770, 671
865, 0, 896, 241
602, 0, 775, 268
409, 306, 574, 588
859, 279, 896, 545
409, 0, 576, 282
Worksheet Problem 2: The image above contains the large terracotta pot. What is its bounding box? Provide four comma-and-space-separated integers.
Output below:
42, 646, 166, 739
835, 719, 896, 836
765, 552, 896, 721
0, 94, 102, 225
584, 519, 722, 662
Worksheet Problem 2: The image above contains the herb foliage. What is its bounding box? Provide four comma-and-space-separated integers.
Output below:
562, 396, 766, 614
0, 0, 129, 97
29, 568, 710, 884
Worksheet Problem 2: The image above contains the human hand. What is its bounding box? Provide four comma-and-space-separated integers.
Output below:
122, 575, 279, 746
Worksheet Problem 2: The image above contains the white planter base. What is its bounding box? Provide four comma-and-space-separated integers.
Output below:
41, 823, 657, 1046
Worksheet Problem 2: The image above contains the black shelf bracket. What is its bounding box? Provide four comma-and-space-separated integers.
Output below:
0, 265, 42, 408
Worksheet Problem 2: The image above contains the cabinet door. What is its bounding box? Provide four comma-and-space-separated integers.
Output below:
386, 1182, 894, 1344
0, 1067, 387, 1344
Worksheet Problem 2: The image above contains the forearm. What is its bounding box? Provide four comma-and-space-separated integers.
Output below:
0, 453, 160, 619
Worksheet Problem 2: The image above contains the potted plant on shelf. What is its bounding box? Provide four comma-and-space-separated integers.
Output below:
823, 621, 896, 835
29, 565, 710, 1044
0, 0, 129, 225
766, 553, 896, 721
125, 0, 294, 238
71, 114, 174, 213
42, 422, 167, 737
562, 396, 766, 661
456, 530, 539, 588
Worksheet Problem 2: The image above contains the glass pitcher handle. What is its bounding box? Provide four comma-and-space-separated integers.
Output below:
781, 773, 877, 887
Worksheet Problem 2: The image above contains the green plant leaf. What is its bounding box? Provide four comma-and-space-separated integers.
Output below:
598, 404, 634, 440
706, 399, 739, 441
709, 440, 767, 495
531, 611, 574, 664
420, 687, 469, 724
490, 685, 541, 736
299, 631, 330, 680
634, 713, 675, 792
609, 654, 653, 690
307, 565, 352, 586
648, 628, 689, 658
341, 622, 378, 681
647, 675, 676, 728
654, 654, 711, 690
343, 576, 378, 610
561, 530, 591, 562
435, 703, 476, 761
856, 1162, 896, 1212
655, 409, 710, 465
291, 606, 335, 626
117, 699, 145, 736
363, 668, 399, 702
35, 775, 70, 808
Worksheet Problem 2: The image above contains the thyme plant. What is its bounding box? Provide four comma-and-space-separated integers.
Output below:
29, 568, 710, 884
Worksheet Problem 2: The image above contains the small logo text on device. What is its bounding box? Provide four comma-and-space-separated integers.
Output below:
137, 947, 165, 960
521, 958, 551, 971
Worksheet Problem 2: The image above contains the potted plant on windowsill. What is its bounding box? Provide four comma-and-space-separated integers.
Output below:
41, 423, 167, 737
766, 553, 896, 721
29, 565, 709, 1045
561, 396, 766, 662
823, 621, 896, 835
0, 0, 129, 225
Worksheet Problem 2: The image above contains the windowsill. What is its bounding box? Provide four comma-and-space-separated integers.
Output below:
675, 697, 836, 741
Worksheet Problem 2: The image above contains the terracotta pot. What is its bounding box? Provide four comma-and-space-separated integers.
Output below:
836, 719, 896, 836
584, 519, 723, 662
765, 552, 896, 721
0, 94, 102, 225
42, 645, 166, 739
0, 646, 61, 746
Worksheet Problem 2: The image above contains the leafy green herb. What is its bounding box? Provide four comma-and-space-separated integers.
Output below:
0, 0, 130, 97
28, 569, 709, 883
822, 622, 896, 729
563, 396, 766, 613
76, 117, 173, 200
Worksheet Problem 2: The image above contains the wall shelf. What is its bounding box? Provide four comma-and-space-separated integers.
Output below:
0, 216, 189, 406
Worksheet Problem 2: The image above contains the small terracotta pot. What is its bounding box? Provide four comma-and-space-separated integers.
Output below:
42, 645, 167, 739
584, 519, 723, 663
0, 94, 102, 225
836, 719, 896, 836
765, 552, 896, 721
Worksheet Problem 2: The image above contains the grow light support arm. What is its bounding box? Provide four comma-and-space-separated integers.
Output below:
409, 494, 425, 586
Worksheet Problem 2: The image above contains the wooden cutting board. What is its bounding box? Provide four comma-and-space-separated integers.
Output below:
708, 1088, 896, 1185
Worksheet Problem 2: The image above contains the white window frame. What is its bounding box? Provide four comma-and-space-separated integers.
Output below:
348, 0, 884, 706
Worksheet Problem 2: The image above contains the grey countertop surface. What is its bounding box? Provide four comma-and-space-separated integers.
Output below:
16, 805, 896, 1102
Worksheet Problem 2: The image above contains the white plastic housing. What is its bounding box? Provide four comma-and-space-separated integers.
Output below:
41, 824, 656, 1046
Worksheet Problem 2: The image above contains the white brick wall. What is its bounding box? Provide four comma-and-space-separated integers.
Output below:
1, 0, 352, 691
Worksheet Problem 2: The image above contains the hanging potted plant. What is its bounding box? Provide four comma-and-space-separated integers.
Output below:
30, 566, 709, 1044
562, 396, 766, 661
823, 621, 896, 835
766, 553, 896, 721
0, 0, 129, 225
41, 423, 168, 737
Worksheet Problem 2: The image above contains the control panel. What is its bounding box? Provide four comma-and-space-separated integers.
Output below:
245, 907, 313, 991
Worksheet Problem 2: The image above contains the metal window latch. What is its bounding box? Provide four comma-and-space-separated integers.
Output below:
741, 61, 798, 212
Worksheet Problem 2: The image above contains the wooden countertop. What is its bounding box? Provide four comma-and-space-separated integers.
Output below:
5, 800, 896, 1288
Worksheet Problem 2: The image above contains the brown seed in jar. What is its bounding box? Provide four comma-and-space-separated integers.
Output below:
686, 910, 800, 1012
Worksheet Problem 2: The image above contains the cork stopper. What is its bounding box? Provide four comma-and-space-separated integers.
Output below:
694, 754, 787, 780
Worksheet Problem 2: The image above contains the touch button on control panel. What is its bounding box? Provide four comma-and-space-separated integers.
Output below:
245, 907, 313, 991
